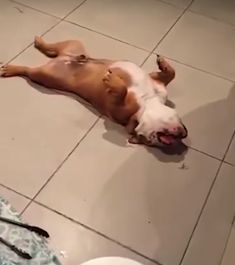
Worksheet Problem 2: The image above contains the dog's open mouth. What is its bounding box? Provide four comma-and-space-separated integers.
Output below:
157, 132, 178, 145
157, 131, 187, 145
157, 123, 188, 145
130, 124, 188, 146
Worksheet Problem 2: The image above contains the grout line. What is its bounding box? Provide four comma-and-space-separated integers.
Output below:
179, 160, 223, 265
0, 140, 233, 215
2, 0, 92, 211
10, 0, 61, 19
64, 20, 150, 53
28, 200, 162, 265
220, 160, 235, 167
11, 0, 89, 21
60, 0, 88, 19
188, 146, 224, 162
154, 0, 185, 8
5, 0, 89, 65
2, 1, 235, 262
179, 130, 235, 264
5, 42, 34, 65
218, 216, 235, 265
20, 200, 33, 216
20, 117, 101, 214
155, 54, 235, 83
189, 145, 233, 167
8, 0, 235, 84
13, 0, 235, 30
5, 19, 63, 65
140, 0, 195, 67
188, 9, 235, 29
141, 50, 235, 83
0, 183, 32, 201
9, 0, 179, 56
221, 129, 235, 161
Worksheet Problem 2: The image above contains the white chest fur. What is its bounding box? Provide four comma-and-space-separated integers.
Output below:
110, 61, 167, 107
110, 61, 179, 140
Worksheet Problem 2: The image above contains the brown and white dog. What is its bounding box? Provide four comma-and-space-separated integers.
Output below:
0, 37, 187, 146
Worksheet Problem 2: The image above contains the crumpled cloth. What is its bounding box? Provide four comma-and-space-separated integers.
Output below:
0, 196, 61, 265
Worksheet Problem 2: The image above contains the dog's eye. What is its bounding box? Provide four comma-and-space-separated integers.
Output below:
149, 132, 158, 141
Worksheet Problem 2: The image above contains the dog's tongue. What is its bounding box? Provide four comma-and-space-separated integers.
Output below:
160, 135, 175, 145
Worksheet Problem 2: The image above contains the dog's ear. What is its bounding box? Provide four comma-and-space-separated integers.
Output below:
126, 117, 151, 146
126, 115, 139, 134
128, 134, 147, 145
128, 135, 141, 144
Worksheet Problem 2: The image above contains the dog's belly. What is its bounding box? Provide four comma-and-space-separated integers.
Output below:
41, 57, 114, 111
38, 57, 139, 122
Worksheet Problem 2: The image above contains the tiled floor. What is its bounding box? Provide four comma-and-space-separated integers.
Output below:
0, 0, 234, 265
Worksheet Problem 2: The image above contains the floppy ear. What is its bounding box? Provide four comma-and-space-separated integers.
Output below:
128, 135, 141, 144
126, 115, 139, 134
103, 70, 127, 103
126, 116, 145, 145
128, 135, 146, 145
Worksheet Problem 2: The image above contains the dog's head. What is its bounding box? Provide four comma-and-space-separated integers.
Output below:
131, 99, 187, 146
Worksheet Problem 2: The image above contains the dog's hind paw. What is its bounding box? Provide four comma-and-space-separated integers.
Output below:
0, 65, 19, 77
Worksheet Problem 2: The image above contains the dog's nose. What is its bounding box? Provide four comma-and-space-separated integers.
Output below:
170, 124, 188, 138
177, 123, 188, 138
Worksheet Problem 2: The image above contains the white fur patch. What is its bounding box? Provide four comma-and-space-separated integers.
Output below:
110, 61, 167, 107
110, 61, 179, 144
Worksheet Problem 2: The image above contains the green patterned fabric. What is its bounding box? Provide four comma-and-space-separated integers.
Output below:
0, 197, 61, 265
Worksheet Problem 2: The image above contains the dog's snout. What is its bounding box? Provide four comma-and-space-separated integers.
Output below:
179, 123, 188, 138
169, 123, 188, 139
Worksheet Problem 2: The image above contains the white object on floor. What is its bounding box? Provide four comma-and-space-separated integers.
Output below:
59, 250, 68, 259
80, 257, 144, 265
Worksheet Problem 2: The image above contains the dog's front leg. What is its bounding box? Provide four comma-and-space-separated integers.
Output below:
149, 55, 175, 86
103, 69, 127, 103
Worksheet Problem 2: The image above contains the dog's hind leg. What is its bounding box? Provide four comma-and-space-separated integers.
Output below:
1, 64, 33, 77
34, 36, 88, 58
1, 63, 76, 93
1, 64, 55, 87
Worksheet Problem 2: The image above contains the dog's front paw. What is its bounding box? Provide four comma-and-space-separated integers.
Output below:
103, 69, 123, 88
156, 54, 167, 71
34, 36, 44, 49
103, 69, 113, 85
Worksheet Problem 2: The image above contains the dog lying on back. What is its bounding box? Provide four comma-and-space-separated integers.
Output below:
1, 36, 187, 146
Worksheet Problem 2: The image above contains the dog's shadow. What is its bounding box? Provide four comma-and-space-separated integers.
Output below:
25, 78, 98, 113
26, 78, 188, 162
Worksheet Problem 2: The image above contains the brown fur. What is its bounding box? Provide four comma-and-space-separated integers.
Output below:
1, 37, 175, 137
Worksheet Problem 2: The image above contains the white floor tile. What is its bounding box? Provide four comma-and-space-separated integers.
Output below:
0, 186, 29, 212
36, 117, 220, 265
15, 0, 85, 18
182, 163, 235, 265
67, 0, 182, 50
221, 224, 235, 265
158, 12, 235, 80
0, 0, 58, 64
23, 203, 156, 265
161, 0, 191, 8
225, 136, 235, 165
190, 0, 235, 26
